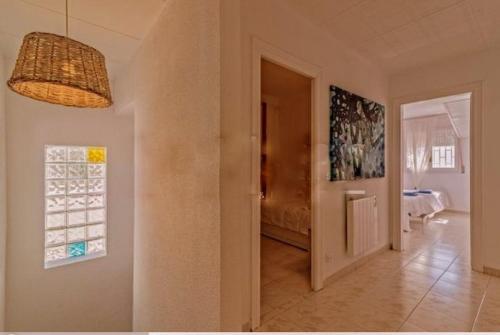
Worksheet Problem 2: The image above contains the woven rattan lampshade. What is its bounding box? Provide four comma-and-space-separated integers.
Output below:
7, 32, 112, 108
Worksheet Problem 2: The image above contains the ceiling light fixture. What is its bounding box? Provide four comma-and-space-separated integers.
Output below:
6, 0, 112, 108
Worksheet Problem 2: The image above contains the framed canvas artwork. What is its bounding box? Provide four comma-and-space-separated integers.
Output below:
329, 85, 385, 181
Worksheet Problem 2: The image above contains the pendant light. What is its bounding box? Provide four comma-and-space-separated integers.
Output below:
6, 0, 112, 108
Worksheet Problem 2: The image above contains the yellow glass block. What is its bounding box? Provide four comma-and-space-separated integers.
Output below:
87, 147, 106, 163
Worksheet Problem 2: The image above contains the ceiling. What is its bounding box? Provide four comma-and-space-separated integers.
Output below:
3, 0, 499, 79
403, 93, 470, 138
286, 0, 500, 73
0, 0, 166, 78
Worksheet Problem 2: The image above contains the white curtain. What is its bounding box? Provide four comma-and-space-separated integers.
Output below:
404, 117, 435, 188
404, 114, 462, 188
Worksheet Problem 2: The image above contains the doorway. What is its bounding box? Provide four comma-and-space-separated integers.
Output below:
250, 38, 323, 330
400, 93, 471, 258
260, 59, 312, 323
390, 82, 483, 272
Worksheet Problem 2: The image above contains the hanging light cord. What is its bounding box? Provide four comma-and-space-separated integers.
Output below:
65, 0, 69, 37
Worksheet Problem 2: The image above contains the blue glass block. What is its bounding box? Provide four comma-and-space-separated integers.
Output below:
68, 241, 86, 257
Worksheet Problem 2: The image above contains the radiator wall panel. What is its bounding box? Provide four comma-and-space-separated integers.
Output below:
347, 196, 378, 256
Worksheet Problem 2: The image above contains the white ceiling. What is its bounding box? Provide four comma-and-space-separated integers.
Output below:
0, 0, 166, 78
403, 93, 470, 138
286, 0, 500, 73
445, 98, 470, 138
3, 0, 499, 78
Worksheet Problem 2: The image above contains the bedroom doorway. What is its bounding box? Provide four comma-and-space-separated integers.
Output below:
250, 38, 323, 330
400, 92, 472, 261
259, 59, 312, 323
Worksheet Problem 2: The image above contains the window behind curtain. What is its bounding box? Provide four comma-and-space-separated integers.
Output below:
405, 114, 460, 172
432, 145, 455, 168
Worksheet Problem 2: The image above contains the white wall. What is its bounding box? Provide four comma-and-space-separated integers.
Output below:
4, 61, 134, 330
220, 0, 389, 328
122, 0, 221, 331
390, 45, 500, 270
404, 138, 470, 212
0, 53, 7, 332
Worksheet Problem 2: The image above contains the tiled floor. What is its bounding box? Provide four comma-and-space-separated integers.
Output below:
258, 212, 500, 331
260, 236, 311, 323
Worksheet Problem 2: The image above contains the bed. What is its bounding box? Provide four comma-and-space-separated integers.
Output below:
261, 200, 311, 250
403, 190, 450, 231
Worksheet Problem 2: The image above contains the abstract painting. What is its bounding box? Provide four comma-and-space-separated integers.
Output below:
329, 85, 385, 181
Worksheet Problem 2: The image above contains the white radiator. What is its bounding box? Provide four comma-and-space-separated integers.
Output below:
346, 195, 378, 257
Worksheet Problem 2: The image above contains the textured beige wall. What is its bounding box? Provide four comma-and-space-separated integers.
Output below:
131, 0, 221, 331
220, 0, 244, 330
0, 53, 6, 331
220, 0, 389, 327
390, 46, 500, 270
4, 80, 134, 331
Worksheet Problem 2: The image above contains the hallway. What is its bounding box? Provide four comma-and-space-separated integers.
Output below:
258, 213, 500, 331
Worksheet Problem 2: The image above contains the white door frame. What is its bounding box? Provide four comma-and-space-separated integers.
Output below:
250, 37, 323, 329
389, 82, 483, 271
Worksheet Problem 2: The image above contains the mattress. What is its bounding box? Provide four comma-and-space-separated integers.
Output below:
403, 190, 450, 217
261, 200, 310, 236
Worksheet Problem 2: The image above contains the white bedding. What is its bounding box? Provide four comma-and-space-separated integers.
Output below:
403, 190, 450, 217
261, 200, 310, 236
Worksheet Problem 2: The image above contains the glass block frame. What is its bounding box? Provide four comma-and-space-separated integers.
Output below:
44, 145, 107, 268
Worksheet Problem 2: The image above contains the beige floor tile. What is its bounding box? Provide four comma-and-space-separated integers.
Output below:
258, 213, 497, 332
345, 300, 408, 331
419, 249, 457, 262
399, 321, 426, 332
447, 259, 474, 275
362, 277, 423, 301
366, 288, 422, 316
418, 291, 481, 325
306, 286, 367, 312
486, 276, 500, 300
431, 279, 485, 305
403, 261, 446, 280
473, 297, 500, 331
412, 254, 454, 270
406, 303, 471, 331
439, 270, 490, 292
269, 300, 364, 331
473, 321, 500, 332
260, 236, 310, 318
261, 281, 306, 311
260, 303, 282, 323
257, 315, 305, 332
261, 266, 293, 286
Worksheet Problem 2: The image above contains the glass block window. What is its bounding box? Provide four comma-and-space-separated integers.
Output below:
44, 145, 107, 268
